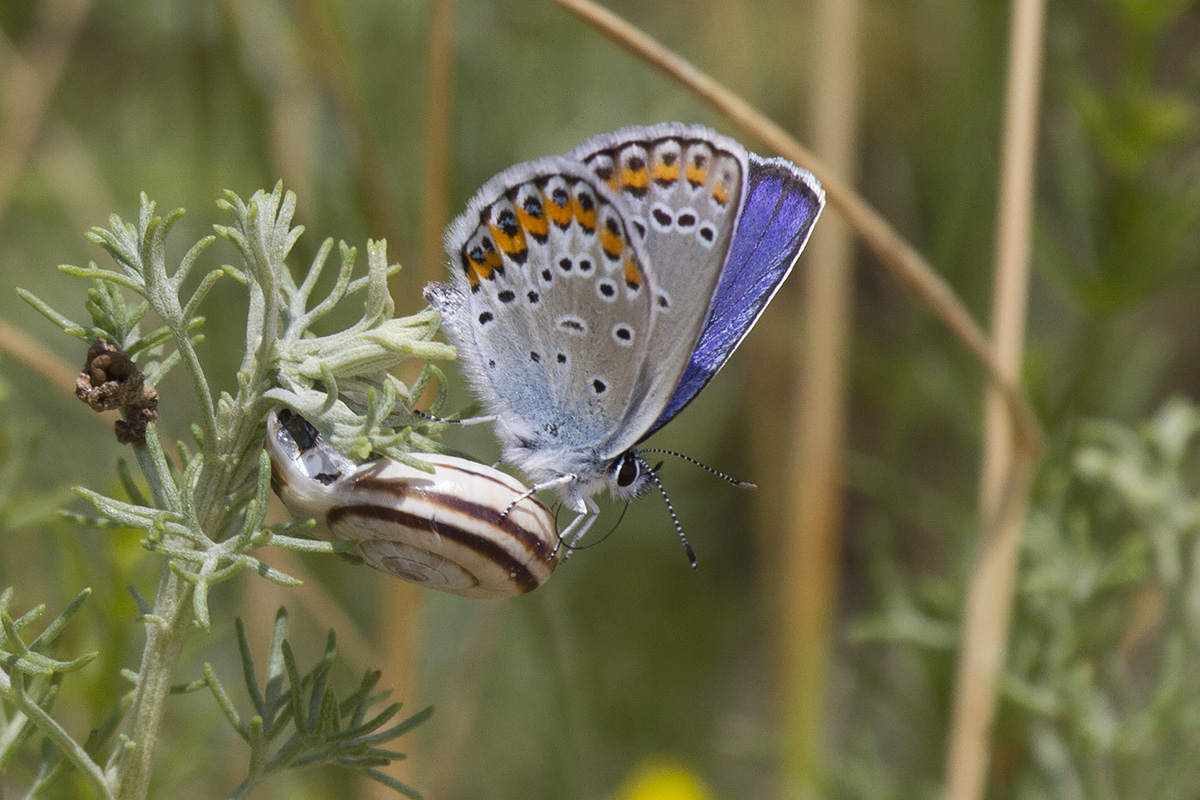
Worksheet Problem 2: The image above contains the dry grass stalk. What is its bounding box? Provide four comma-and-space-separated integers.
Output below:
945, 0, 1047, 797
546, 0, 1043, 464
780, 0, 861, 791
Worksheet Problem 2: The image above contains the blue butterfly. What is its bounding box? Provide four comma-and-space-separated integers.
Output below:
424, 123, 824, 556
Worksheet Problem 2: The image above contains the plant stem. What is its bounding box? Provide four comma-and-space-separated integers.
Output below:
113, 566, 192, 800
112, 444, 198, 800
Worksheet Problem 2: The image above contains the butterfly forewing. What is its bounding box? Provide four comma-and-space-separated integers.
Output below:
644, 154, 825, 438
434, 157, 656, 456
570, 123, 748, 447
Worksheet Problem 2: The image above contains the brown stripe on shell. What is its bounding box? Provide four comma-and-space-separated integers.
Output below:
426, 460, 554, 515
349, 472, 555, 563
327, 502, 545, 594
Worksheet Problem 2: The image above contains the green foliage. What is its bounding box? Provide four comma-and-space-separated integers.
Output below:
1001, 397, 1200, 798
0, 588, 110, 798
842, 398, 1200, 799
3, 0, 1200, 797
204, 609, 430, 799
3, 185, 445, 799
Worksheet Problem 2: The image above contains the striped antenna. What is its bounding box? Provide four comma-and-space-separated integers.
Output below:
639, 448, 756, 490
639, 454, 698, 569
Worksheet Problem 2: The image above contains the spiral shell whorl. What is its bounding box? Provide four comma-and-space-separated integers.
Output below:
266, 409, 560, 599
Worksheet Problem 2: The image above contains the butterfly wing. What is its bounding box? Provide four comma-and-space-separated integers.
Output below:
641, 154, 825, 439
426, 157, 657, 473
570, 123, 750, 443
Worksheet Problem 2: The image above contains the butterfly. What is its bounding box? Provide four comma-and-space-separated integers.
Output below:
424, 122, 824, 558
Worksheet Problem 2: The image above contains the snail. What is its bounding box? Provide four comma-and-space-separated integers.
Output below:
265, 408, 559, 598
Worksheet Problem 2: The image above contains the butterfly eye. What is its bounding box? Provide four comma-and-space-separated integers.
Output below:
614, 452, 641, 488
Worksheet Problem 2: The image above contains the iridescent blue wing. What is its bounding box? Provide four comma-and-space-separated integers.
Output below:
641, 154, 824, 439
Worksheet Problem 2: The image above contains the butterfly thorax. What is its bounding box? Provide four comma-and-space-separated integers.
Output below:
499, 430, 652, 505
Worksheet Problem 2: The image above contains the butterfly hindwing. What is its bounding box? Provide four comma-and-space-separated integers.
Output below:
431, 157, 656, 458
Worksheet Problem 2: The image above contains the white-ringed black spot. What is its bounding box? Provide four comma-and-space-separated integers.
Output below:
556, 352, 567, 365
558, 257, 573, 273
579, 258, 593, 274
631, 217, 647, 240
557, 315, 587, 335
655, 294, 671, 311
527, 290, 540, 304
612, 323, 634, 346
597, 280, 617, 301
478, 311, 494, 325
676, 211, 697, 229
497, 289, 516, 303
698, 223, 717, 245
592, 378, 607, 395
651, 207, 673, 228
541, 268, 553, 282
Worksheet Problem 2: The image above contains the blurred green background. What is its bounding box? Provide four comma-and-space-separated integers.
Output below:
1, 0, 1199, 798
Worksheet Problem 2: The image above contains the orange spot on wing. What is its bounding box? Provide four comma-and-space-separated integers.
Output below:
653, 159, 680, 186
546, 191, 572, 228
686, 162, 708, 187
464, 245, 503, 287
516, 202, 549, 240
623, 257, 643, 288
712, 180, 732, 207
619, 164, 649, 193
487, 221, 527, 259
600, 225, 623, 260
572, 195, 597, 232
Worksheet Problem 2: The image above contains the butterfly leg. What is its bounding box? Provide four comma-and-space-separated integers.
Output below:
501, 472, 577, 518
545, 491, 599, 561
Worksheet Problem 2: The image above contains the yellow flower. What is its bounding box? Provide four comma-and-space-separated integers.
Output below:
614, 761, 715, 800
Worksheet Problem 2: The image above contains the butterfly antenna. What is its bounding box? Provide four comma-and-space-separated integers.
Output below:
639, 448, 756, 490
639, 455, 698, 569
412, 408, 495, 425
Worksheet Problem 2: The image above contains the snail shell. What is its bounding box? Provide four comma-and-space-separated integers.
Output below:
266, 408, 559, 598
